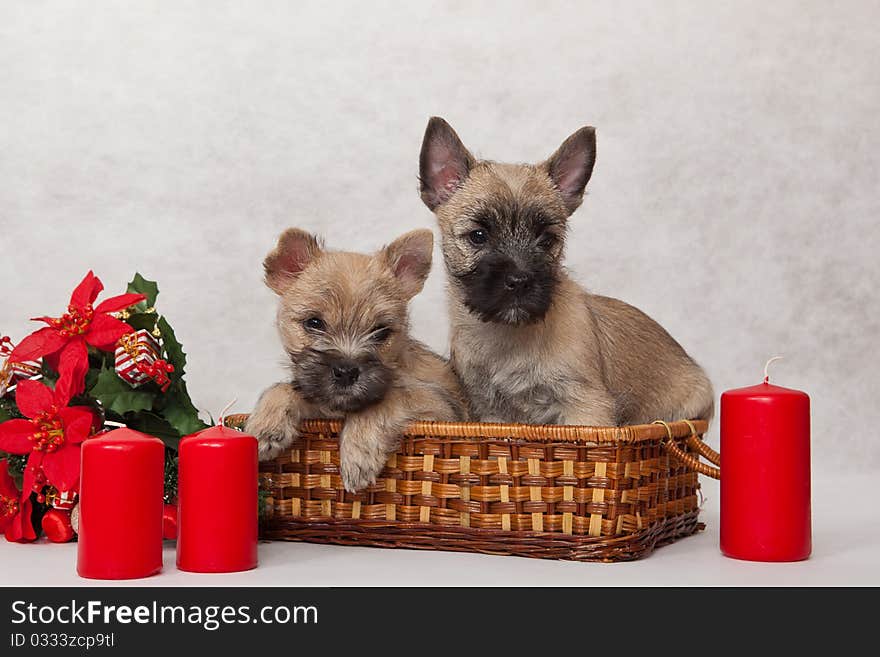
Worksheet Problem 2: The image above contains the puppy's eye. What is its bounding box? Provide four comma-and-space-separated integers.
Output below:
469, 229, 488, 246
538, 233, 558, 249
371, 325, 392, 343
303, 317, 326, 332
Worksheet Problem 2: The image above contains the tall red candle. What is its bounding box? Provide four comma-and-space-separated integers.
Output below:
720, 359, 811, 561
77, 428, 165, 579
177, 424, 258, 573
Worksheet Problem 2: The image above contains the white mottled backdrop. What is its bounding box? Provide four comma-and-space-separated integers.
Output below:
1, 1, 877, 472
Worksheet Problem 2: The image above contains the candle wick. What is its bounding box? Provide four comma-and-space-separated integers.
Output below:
217, 398, 238, 427
763, 355, 784, 383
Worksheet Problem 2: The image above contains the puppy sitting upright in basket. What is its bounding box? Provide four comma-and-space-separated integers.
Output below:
247, 227, 466, 491
418, 118, 714, 426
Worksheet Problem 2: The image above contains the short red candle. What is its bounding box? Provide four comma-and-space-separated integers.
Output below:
720, 365, 811, 561
177, 425, 258, 573
77, 428, 165, 579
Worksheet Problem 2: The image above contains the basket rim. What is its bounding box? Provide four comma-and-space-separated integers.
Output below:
225, 414, 707, 443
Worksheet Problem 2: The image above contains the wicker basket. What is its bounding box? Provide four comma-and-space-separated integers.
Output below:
226, 414, 721, 562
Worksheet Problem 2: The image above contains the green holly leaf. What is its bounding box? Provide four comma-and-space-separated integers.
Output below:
127, 273, 159, 311
83, 365, 100, 392
40, 360, 59, 388
126, 312, 159, 332
126, 411, 181, 451
160, 380, 208, 438
89, 366, 154, 416
156, 316, 185, 380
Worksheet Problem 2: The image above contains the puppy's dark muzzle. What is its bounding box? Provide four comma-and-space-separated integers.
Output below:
289, 348, 393, 412
457, 254, 556, 325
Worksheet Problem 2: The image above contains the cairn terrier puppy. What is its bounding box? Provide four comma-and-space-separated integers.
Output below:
418, 117, 713, 426
246, 227, 466, 491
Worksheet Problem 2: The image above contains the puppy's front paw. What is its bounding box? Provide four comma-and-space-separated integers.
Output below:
338, 427, 389, 493
245, 383, 301, 462
256, 427, 298, 462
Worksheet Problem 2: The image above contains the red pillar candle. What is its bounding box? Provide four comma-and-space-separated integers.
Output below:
720, 358, 811, 561
77, 428, 165, 579
177, 424, 258, 573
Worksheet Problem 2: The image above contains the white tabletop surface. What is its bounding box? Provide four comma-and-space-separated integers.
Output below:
1, 474, 877, 587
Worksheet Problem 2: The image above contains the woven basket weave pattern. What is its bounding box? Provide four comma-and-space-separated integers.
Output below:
230, 416, 709, 562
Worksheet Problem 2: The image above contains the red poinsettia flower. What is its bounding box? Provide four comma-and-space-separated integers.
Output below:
9, 272, 145, 400
0, 459, 35, 543
0, 380, 94, 496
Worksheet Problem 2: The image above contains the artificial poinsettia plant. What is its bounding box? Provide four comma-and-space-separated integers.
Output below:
0, 272, 207, 543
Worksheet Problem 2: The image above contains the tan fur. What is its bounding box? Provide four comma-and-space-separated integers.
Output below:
246, 228, 466, 491
420, 118, 714, 426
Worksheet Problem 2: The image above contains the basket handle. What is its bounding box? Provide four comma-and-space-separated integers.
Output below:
653, 420, 721, 480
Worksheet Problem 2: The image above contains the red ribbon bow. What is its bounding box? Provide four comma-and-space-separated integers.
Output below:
136, 359, 174, 392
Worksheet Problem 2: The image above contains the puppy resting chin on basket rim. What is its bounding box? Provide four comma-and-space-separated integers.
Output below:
246, 228, 466, 492
419, 117, 714, 426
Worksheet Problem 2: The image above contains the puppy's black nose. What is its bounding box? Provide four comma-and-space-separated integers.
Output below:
504, 271, 531, 292
331, 362, 360, 387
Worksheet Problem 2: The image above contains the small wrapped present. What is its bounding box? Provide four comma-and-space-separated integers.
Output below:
0, 335, 42, 397
114, 329, 174, 391
46, 487, 78, 511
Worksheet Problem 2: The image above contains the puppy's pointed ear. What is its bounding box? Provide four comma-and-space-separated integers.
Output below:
419, 117, 475, 210
543, 126, 596, 214
380, 229, 434, 298
263, 228, 323, 294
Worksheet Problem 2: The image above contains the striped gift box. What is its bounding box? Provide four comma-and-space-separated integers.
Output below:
114, 329, 162, 387
0, 358, 41, 396
47, 488, 77, 511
